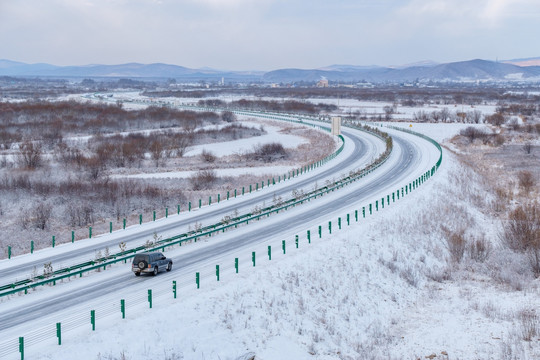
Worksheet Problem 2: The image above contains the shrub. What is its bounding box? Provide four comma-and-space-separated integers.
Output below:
502, 203, 540, 276
517, 170, 535, 193
189, 170, 218, 190
250, 142, 288, 163
443, 227, 467, 263
460, 126, 488, 143
467, 235, 492, 263
201, 149, 216, 163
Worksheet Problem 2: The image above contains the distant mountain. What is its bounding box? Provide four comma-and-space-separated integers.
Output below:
389, 60, 439, 69
263, 59, 540, 83
1, 58, 540, 83
317, 64, 382, 72
503, 57, 540, 67
0, 60, 261, 81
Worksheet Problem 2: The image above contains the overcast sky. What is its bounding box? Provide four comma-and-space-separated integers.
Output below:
1, 0, 539, 70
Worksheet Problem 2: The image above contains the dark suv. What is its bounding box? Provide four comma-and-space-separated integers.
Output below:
132, 252, 172, 276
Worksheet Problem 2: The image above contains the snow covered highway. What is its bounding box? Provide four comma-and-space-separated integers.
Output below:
0, 105, 442, 359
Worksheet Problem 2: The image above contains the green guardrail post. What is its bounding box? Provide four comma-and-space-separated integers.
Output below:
121, 299, 125, 319
338, 217, 341, 229
56, 322, 61, 345
8, 246, 11, 259
217, 194, 220, 203
110, 221, 113, 233
148, 289, 152, 308
249, 184, 252, 193
209, 196, 212, 206
216, 265, 220, 281
256, 183, 259, 191
392, 192, 395, 202
139, 214, 142, 225
19, 337, 24, 360
387, 195, 390, 205
347, 213, 350, 226
363, 207, 366, 218
369, 204, 372, 215
328, 221, 332, 234
235, 258, 238, 273
268, 245, 272, 260
295, 235, 299, 248
189, 202, 192, 211
252, 252, 256, 267
196, 272, 200, 289
72, 230, 75, 242
177, 205, 180, 214
198, 199, 202, 209
234, 189, 237, 198
307, 230, 311, 244
31, 240, 34, 254
166, 208, 168, 218
375, 201, 378, 211
282, 240, 286, 254
227, 191, 230, 200
172, 281, 177, 298
91, 310, 95, 331
261, 181, 264, 189
52, 236, 55, 248
318, 226, 322, 238
355, 210, 358, 222
382, 198, 384, 209
242, 187, 245, 195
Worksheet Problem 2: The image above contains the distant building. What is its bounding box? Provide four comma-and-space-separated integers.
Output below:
317, 79, 329, 87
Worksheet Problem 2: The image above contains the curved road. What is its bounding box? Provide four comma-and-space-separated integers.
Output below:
0, 121, 381, 284
0, 127, 436, 339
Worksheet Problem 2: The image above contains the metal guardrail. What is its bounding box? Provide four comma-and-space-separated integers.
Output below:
0, 119, 390, 298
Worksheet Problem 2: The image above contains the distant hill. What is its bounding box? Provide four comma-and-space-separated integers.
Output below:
263, 59, 540, 83
0, 60, 262, 81
1, 58, 540, 83
503, 57, 540, 67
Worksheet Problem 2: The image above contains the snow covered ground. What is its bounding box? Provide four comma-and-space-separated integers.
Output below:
3, 123, 538, 360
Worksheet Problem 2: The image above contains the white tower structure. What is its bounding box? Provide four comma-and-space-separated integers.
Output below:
331, 116, 341, 136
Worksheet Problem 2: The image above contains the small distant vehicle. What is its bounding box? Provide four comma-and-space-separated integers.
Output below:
132, 252, 172, 276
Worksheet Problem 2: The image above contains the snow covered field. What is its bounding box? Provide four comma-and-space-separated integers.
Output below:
3, 121, 538, 360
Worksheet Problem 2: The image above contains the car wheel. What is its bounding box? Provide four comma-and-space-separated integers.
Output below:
138, 261, 147, 270
166, 262, 172, 272
135, 272, 140, 276
153, 266, 158, 276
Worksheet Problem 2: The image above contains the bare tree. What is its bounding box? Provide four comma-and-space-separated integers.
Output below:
486, 113, 505, 126
523, 142, 533, 155
383, 105, 394, 121
466, 110, 483, 124
221, 111, 237, 123
440, 107, 451, 123
32, 202, 52, 230
18, 141, 43, 169
150, 140, 163, 167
